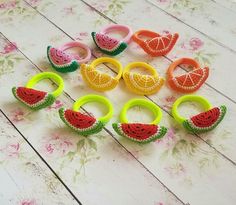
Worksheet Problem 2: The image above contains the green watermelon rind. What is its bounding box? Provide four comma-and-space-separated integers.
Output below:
47, 46, 79, 73
183, 105, 227, 134
59, 108, 105, 136
12, 87, 55, 110
91, 32, 127, 56
112, 123, 167, 144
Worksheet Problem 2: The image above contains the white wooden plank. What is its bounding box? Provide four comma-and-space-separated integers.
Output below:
147, 0, 236, 51
0, 112, 79, 204
0, 1, 236, 204
0, 35, 183, 205
212, 0, 236, 12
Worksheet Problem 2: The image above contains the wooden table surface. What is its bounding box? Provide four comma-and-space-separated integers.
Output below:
0, 0, 236, 204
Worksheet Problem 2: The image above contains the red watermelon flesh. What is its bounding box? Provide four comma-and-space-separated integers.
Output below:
63, 109, 96, 129
121, 123, 158, 140
190, 107, 221, 128
48, 46, 72, 65
94, 33, 119, 50
14, 87, 47, 105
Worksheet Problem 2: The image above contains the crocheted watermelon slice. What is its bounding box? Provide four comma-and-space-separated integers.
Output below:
91, 32, 127, 56
142, 33, 179, 56
59, 108, 105, 136
183, 105, 226, 134
168, 67, 209, 93
112, 123, 167, 143
47, 46, 79, 73
12, 87, 55, 110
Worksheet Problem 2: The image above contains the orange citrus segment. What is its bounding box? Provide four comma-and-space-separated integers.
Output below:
123, 73, 165, 95
168, 67, 209, 93
81, 65, 119, 91
143, 33, 179, 56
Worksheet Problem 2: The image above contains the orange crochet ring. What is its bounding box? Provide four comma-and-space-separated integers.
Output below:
132, 30, 179, 56
167, 58, 209, 93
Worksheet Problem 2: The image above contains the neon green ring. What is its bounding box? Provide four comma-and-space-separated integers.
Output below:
172, 95, 212, 124
73, 94, 113, 124
26, 72, 64, 97
120, 99, 162, 124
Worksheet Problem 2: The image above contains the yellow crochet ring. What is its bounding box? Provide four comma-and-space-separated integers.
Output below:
81, 57, 122, 92
123, 62, 165, 95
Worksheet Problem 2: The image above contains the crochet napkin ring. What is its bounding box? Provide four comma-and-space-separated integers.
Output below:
172, 95, 226, 134
91, 24, 132, 56
123, 62, 165, 95
132, 30, 179, 56
81, 57, 123, 92
12, 72, 64, 110
112, 99, 167, 143
59, 95, 113, 136
167, 58, 209, 93
47, 41, 91, 73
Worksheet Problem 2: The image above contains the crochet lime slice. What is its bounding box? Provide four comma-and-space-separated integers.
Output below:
112, 123, 167, 143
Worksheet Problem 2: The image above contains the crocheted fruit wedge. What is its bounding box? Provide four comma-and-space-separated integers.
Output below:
183, 105, 226, 134
81, 64, 119, 91
142, 33, 179, 56
12, 87, 55, 110
112, 123, 167, 143
123, 72, 165, 95
47, 46, 79, 73
91, 32, 127, 56
168, 67, 209, 93
59, 108, 105, 136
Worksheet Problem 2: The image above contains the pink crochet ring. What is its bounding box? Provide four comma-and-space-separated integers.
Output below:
47, 41, 91, 73
92, 24, 132, 56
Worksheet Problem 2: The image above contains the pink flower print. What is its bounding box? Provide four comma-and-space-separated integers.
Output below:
155, 128, 176, 148
165, 163, 186, 177
47, 100, 63, 110
5, 143, 20, 158
189, 38, 204, 50
163, 96, 177, 110
181, 37, 204, 51
156, 0, 169, 3
60, 140, 73, 154
10, 108, 27, 123
75, 32, 89, 41
45, 143, 54, 154
154, 203, 164, 205
162, 30, 170, 35
1, 42, 17, 54
20, 199, 37, 205
28, 0, 41, 6
62, 6, 75, 15
0, 1, 16, 10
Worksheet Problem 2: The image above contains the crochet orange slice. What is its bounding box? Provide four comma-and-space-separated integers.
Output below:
142, 33, 179, 56
168, 67, 209, 93
81, 64, 119, 91
123, 72, 165, 95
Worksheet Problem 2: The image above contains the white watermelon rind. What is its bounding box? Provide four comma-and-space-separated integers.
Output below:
183, 105, 227, 134
59, 108, 105, 136
112, 123, 167, 144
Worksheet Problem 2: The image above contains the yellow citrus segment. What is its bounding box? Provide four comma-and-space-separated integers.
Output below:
81, 65, 119, 91
123, 73, 165, 95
